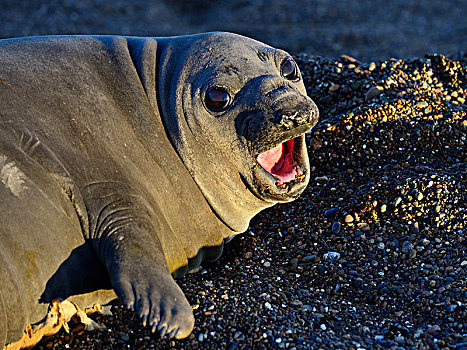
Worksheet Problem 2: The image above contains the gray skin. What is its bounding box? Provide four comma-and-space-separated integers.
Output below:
0, 32, 318, 345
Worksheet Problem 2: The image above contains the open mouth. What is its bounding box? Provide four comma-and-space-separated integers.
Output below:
256, 138, 302, 184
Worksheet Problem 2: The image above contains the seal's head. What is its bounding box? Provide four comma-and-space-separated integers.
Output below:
158, 32, 318, 232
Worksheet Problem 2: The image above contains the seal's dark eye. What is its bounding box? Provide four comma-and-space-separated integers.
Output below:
205, 87, 232, 112
281, 58, 299, 81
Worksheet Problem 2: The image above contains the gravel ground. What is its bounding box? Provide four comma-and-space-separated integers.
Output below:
1, 1, 465, 349
30, 53, 466, 350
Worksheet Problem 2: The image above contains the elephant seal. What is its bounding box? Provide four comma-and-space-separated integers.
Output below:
0, 32, 318, 345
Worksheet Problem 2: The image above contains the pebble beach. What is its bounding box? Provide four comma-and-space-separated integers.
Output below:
31, 53, 466, 350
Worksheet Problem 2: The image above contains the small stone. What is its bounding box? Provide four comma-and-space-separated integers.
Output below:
357, 222, 370, 231
331, 221, 341, 234
315, 175, 329, 181
421, 239, 430, 246
394, 335, 405, 344
302, 255, 316, 263
401, 241, 414, 254
289, 258, 299, 270
242, 251, 253, 259
329, 84, 340, 92
411, 221, 420, 233
416, 101, 429, 108
380, 204, 387, 213
311, 138, 323, 150
265, 302, 272, 309
394, 197, 402, 207
291, 299, 303, 306
234, 331, 245, 341
323, 252, 341, 262
344, 214, 354, 223
427, 325, 441, 333
320, 324, 327, 330
365, 86, 384, 101
263, 261, 270, 267
369, 62, 376, 71
324, 208, 339, 217
461, 261, 467, 267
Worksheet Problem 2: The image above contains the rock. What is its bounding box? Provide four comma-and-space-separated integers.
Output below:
324, 208, 340, 217
427, 325, 441, 333
289, 258, 299, 270
357, 222, 370, 231
302, 255, 316, 264
365, 86, 384, 101
323, 252, 341, 262
243, 251, 253, 259
234, 331, 245, 341
331, 221, 341, 234
401, 241, 414, 254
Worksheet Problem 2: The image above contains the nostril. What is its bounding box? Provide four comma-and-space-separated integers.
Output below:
272, 100, 319, 129
277, 112, 307, 129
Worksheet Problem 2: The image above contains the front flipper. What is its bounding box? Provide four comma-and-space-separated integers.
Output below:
108, 251, 194, 339
87, 190, 194, 339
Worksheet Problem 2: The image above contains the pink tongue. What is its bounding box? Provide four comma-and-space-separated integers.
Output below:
256, 139, 300, 183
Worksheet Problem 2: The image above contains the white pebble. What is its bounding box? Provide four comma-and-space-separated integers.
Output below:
323, 251, 341, 261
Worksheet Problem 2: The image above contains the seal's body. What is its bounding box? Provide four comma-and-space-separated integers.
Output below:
0, 33, 318, 345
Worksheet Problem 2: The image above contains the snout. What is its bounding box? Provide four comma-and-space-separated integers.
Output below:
272, 99, 319, 131
234, 78, 320, 202
238, 92, 319, 156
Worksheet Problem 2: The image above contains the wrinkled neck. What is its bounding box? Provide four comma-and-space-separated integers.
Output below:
157, 41, 273, 233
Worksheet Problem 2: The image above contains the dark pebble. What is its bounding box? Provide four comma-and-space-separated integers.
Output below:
324, 208, 340, 217
331, 221, 341, 234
